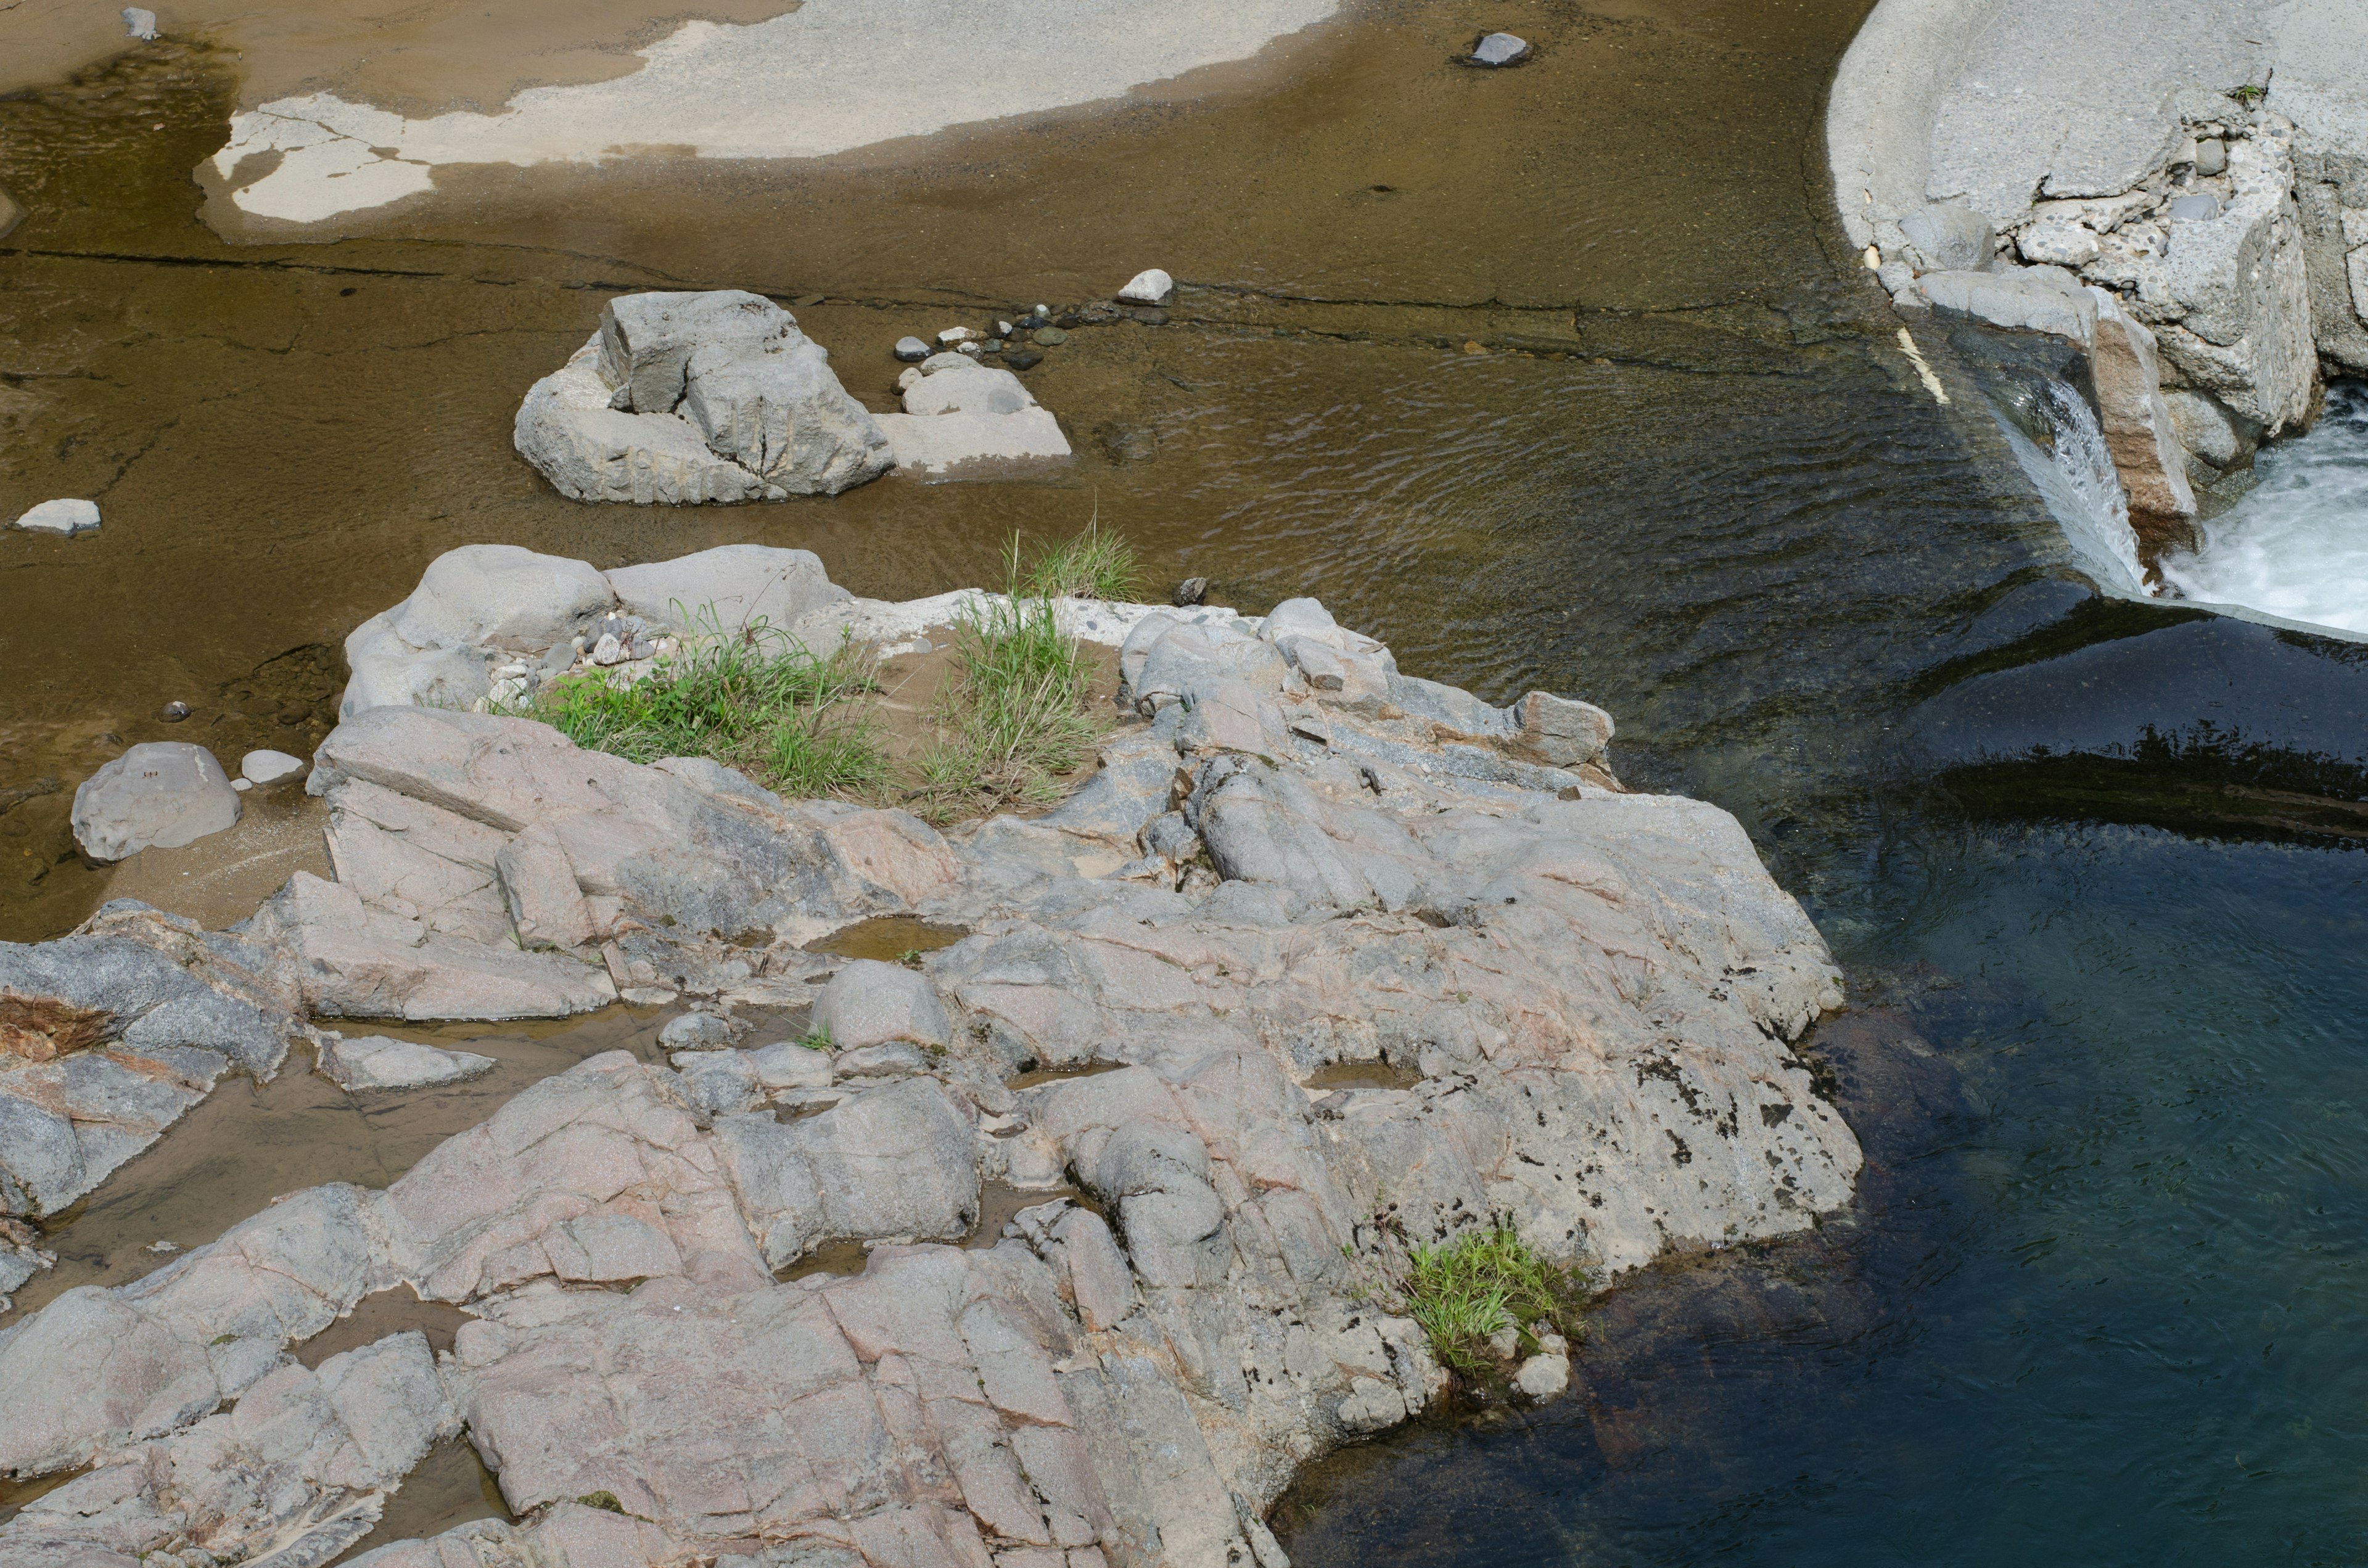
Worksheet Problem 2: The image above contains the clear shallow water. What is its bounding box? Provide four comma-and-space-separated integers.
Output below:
2162, 384, 2368, 635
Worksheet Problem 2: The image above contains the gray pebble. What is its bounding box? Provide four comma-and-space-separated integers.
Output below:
893, 336, 931, 362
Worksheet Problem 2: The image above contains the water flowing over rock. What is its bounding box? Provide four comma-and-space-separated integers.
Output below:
515, 291, 894, 504
0, 547, 1864, 1567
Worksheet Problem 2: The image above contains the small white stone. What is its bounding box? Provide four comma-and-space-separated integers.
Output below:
1515, 1351, 1570, 1400
232, 778, 253, 792
591, 632, 626, 666
14, 499, 101, 536
240, 749, 305, 785
122, 7, 157, 39
937, 325, 982, 345
1470, 31, 1530, 67
955, 341, 982, 356
1117, 267, 1174, 305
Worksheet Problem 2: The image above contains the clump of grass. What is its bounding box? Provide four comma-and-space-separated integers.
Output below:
1402, 1221, 1574, 1374
795, 1025, 832, 1053
908, 540, 1105, 821
497, 606, 884, 800
1022, 506, 1140, 602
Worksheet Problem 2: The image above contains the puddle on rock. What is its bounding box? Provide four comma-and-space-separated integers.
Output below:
1304, 1059, 1421, 1091
1005, 1060, 1130, 1091
777, 1238, 873, 1283
966, 1180, 1098, 1249
326, 1435, 511, 1567
803, 915, 972, 963
0, 1466, 90, 1525
294, 1289, 478, 1369
6, 1004, 670, 1323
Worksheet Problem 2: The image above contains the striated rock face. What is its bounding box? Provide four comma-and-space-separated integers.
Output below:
0, 550, 1860, 1567
0, 902, 304, 1223
515, 291, 894, 505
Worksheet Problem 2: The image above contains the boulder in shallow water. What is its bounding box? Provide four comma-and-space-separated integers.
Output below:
12, 499, 99, 536
1468, 31, 1531, 66
877, 361, 1072, 480
72, 743, 240, 863
516, 290, 893, 504
316, 1033, 495, 1091
1117, 266, 1174, 305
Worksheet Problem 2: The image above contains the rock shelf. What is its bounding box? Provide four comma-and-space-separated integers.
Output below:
0, 546, 1861, 1568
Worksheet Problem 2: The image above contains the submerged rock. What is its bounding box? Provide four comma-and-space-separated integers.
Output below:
315, 1033, 497, 1091
11, 498, 99, 537
1469, 31, 1531, 66
515, 290, 893, 504
71, 742, 241, 863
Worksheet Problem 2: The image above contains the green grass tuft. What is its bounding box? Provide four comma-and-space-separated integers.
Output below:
1022, 507, 1141, 602
495, 606, 882, 800
1400, 1220, 1578, 1374
908, 540, 1105, 822
795, 1026, 832, 1052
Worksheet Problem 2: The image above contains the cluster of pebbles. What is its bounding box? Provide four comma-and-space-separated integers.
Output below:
892, 268, 1175, 370
482, 611, 681, 710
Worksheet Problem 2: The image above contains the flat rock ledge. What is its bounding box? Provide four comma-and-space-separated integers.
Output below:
0, 549, 1863, 1568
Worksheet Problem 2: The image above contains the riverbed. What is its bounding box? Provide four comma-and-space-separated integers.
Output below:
4, 1, 2366, 1562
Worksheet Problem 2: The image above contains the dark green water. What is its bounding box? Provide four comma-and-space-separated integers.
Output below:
4, 1, 2367, 1561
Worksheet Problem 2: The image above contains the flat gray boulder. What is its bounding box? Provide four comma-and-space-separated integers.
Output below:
71, 743, 241, 863
878, 358, 1071, 480
606, 543, 849, 639
340, 543, 616, 718
316, 1033, 497, 1091
516, 290, 893, 504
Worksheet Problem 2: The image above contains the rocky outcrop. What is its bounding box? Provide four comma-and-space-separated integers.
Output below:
338, 541, 848, 719
516, 291, 894, 504
0, 903, 304, 1221
1830, 0, 2368, 546
0, 545, 1864, 1566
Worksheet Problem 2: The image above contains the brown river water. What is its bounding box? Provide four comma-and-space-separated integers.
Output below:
41, 6, 2353, 1566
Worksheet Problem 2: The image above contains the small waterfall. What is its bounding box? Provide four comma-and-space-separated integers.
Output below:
1991, 376, 2152, 597
2157, 384, 2368, 638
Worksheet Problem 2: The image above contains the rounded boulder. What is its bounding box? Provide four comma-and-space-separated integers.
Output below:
72, 743, 242, 863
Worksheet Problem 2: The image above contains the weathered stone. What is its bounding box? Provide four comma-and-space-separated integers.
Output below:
2087, 286, 2198, 545
12, 499, 100, 536
606, 544, 849, 640
240, 749, 306, 786
517, 293, 893, 504
1468, 31, 1529, 67
1515, 1350, 1571, 1400
1917, 265, 2099, 340
1116, 268, 1174, 305
895, 336, 931, 362
2163, 387, 2252, 469
72, 744, 241, 863
1901, 202, 1994, 271
1513, 691, 1614, 768
813, 959, 953, 1051
316, 1033, 496, 1091
715, 1077, 979, 1266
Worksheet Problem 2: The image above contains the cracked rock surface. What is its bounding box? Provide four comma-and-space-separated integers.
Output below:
0, 548, 1861, 1567
515, 290, 894, 505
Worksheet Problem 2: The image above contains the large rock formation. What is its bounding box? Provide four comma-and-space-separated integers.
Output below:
0, 548, 1864, 1567
516, 291, 894, 504
1829, 0, 2368, 543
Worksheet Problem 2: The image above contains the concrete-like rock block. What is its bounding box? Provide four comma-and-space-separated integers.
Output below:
316, 1033, 496, 1091
72, 743, 241, 863
902, 364, 1035, 418
606, 544, 848, 640
1901, 203, 1994, 271
1916, 266, 2098, 342
878, 406, 1072, 478
813, 959, 952, 1051
12, 498, 100, 536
